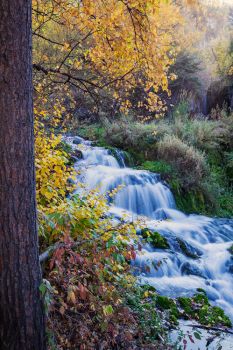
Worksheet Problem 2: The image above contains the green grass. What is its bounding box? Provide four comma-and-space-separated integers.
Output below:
137, 161, 172, 176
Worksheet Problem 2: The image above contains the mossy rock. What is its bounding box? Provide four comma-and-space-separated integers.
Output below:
73, 149, 83, 159
156, 295, 179, 324
193, 292, 209, 305
67, 150, 83, 165
178, 292, 232, 328
141, 229, 170, 249
140, 284, 157, 294
176, 238, 200, 259
198, 305, 232, 327
178, 297, 194, 317
156, 295, 175, 310
196, 288, 207, 294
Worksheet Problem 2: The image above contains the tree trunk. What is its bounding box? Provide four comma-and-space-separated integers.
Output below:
0, 1, 46, 349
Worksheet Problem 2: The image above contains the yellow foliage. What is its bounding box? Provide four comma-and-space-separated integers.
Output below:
34, 108, 74, 208
32, 0, 183, 115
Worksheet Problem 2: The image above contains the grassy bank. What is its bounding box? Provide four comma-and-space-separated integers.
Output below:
74, 103, 233, 217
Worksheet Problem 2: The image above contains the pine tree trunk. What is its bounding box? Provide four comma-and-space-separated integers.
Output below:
0, 1, 46, 349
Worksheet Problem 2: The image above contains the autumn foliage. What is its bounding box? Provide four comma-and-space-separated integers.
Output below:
32, 0, 226, 349
33, 0, 182, 117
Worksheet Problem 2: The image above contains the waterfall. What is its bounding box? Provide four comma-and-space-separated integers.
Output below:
64, 136, 233, 324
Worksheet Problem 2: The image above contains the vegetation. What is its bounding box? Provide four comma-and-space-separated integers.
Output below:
154, 291, 232, 329
77, 101, 233, 216
32, 0, 183, 119
178, 291, 232, 328
141, 229, 170, 249
1, 0, 233, 349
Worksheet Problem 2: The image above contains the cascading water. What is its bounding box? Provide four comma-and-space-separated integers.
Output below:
65, 136, 233, 328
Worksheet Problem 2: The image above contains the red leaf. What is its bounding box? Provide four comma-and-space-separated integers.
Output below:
78, 282, 88, 300
188, 335, 195, 343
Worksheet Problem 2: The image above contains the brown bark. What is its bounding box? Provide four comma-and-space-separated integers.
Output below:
0, 1, 46, 349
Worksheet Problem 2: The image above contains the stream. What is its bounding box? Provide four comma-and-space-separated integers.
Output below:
65, 135, 233, 347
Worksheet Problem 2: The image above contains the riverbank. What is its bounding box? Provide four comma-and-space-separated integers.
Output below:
71, 106, 233, 218
60, 135, 233, 348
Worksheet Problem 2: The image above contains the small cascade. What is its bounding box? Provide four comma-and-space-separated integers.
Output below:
111, 148, 127, 168
64, 136, 233, 324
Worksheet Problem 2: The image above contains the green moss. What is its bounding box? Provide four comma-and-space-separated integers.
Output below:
178, 293, 232, 328
198, 305, 232, 327
178, 297, 194, 316
156, 295, 173, 309
141, 229, 169, 249
156, 295, 179, 324
193, 292, 209, 305
209, 306, 232, 328
196, 288, 207, 294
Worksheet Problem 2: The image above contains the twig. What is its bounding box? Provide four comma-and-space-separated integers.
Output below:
33, 32, 64, 47
187, 324, 233, 335
39, 244, 60, 263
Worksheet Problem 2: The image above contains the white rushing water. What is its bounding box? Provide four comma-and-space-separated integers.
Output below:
65, 136, 233, 328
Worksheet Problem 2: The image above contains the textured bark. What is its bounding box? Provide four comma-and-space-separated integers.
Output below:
0, 1, 46, 349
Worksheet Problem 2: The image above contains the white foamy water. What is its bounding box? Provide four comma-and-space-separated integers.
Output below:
65, 136, 233, 328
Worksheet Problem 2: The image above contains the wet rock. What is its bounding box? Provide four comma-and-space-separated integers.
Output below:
226, 255, 233, 274
73, 149, 83, 159
73, 136, 83, 145
181, 262, 206, 278
176, 238, 202, 259
153, 208, 168, 220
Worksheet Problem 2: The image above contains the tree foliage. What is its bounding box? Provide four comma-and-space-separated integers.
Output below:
32, 0, 182, 116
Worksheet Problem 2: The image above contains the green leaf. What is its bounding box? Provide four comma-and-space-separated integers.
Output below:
193, 331, 201, 340
103, 305, 114, 316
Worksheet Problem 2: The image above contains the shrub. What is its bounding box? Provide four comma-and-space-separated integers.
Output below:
39, 193, 173, 349
157, 135, 208, 190
102, 116, 158, 161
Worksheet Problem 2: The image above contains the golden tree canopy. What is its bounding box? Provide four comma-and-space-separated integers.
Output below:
33, 0, 182, 115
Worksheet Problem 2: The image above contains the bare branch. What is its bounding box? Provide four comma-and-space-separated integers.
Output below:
187, 324, 233, 335
33, 32, 64, 47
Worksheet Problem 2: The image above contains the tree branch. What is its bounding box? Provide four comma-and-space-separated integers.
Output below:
33, 32, 64, 47
33, 63, 101, 88
187, 324, 233, 335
